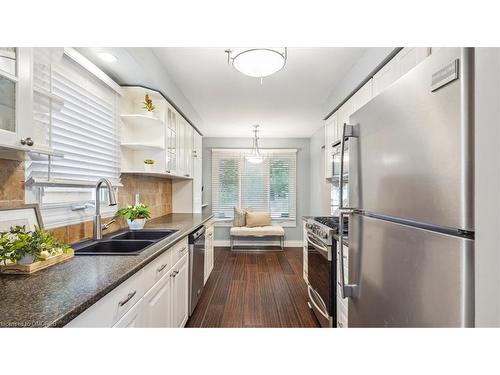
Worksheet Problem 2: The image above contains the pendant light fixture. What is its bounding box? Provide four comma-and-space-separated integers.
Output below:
225, 48, 287, 82
246, 125, 264, 164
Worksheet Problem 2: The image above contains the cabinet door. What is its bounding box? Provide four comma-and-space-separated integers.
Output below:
184, 122, 194, 178
324, 113, 337, 180
172, 253, 189, 328
372, 56, 400, 97
204, 226, 214, 284
176, 116, 185, 176
166, 106, 177, 174
142, 271, 173, 328
397, 47, 430, 78
0, 47, 32, 148
193, 131, 202, 212
113, 299, 145, 328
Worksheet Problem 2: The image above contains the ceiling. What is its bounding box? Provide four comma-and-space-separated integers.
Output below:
79, 47, 367, 138
152, 48, 366, 138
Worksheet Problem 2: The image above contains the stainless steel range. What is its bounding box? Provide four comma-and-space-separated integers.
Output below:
305, 216, 347, 327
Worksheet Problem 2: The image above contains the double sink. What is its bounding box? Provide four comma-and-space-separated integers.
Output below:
73, 229, 178, 256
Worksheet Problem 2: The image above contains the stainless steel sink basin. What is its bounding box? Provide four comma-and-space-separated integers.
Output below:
111, 230, 177, 241
74, 240, 155, 255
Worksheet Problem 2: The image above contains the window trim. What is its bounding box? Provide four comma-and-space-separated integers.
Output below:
211, 148, 297, 228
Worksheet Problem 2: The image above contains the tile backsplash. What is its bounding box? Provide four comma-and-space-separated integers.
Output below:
0, 158, 172, 244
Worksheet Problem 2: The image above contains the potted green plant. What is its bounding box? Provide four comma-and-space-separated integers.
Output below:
142, 94, 155, 117
115, 203, 151, 230
0, 225, 72, 266
144, 159, 155, 172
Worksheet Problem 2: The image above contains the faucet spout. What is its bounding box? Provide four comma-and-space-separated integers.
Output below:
93, 178, 117, 240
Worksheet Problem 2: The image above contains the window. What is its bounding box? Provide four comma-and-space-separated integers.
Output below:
25, 48, 121, 228
211, 149, 297, 226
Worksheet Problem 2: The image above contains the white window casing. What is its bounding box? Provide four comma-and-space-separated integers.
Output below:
211, 149, 297, 227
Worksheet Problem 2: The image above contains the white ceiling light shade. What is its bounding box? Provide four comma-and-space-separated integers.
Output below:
97, 52, 118, 63
246, 125, 264, 164
226, 48, 287, 78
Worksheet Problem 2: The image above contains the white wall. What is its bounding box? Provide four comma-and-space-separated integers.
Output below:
474, 47, 500, 327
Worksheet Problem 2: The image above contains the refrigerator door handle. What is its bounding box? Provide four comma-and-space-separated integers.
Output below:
339, 209, 359, 298
339, 122, 360, 299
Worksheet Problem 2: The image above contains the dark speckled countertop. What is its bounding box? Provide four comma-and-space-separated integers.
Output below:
0, 213, 213, 328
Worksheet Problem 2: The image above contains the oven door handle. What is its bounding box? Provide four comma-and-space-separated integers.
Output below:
305, 232, 330, 261
307, 285, 329, 319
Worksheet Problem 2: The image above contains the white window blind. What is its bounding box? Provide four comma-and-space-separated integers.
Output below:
25, 48, 120, 228
211, 149, 297, 225
27, 49, 120, 186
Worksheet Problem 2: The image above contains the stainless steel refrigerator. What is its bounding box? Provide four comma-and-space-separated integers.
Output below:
339, 47, 475, 327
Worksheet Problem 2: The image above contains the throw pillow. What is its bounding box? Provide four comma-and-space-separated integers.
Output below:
245, 211, 272, 227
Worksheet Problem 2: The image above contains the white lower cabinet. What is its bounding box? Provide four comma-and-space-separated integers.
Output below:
114, 297, 146, 328
204, 222, 214, 285
66, 237, 190, 328
172, 253, 189, 328
142, 271, 173, 328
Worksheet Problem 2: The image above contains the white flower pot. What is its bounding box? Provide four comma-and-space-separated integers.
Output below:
127, 218, 146, 230
144, 164, 153, 172
143, 110, 155, 117
18, 254, 35, 265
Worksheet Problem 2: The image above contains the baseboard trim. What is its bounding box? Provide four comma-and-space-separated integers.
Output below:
214, 240, 303, 248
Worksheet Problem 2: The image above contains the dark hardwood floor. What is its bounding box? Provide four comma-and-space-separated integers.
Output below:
187, 247, 320, 328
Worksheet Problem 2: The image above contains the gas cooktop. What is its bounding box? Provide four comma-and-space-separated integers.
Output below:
313, 216, 349, 234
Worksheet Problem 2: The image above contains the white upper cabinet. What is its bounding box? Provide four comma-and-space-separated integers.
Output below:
324, 112, 337, 179
0, 47, 60, 156
373, 47, 430, 97
120, 86, 200, 181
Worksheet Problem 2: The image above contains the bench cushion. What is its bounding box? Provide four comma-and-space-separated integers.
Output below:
230, 225, 284, 237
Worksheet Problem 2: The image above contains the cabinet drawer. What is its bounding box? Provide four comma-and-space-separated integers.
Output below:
66, 268, 146, 327
171, 237, 189, 264
143, 246, 173, 290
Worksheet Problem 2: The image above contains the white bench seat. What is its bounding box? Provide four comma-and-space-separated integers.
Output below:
230, 225, 285, 250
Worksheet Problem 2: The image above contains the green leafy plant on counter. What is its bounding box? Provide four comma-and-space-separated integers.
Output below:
144, 159, 155, 165
114, 203, 151, 222
0, 225, 72, 265
142, 94, 155, 112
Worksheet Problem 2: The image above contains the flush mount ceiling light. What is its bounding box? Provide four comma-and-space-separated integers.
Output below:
225, 48, 287, 81
246, 125, 264, 164
97, 52, 118, 63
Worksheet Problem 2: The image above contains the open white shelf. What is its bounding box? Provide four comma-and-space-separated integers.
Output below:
121, 142, 165, 151
120, 114, 165, 128
121, 170, 192, 180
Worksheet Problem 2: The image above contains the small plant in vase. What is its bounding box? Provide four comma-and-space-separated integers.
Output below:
115, 204, 151, 230
142, 94, 155, 117
144, 159, 155, 172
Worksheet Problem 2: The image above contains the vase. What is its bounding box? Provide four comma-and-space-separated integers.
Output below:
143, 110, 155, 118
144, 164, 153, 172
127, 218, 146, 230
18, 254, 36, 265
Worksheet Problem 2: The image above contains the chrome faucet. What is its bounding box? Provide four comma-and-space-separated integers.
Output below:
93, 178, 117, 240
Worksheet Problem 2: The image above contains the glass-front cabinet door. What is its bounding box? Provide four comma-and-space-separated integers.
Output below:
166, 106, 178, 174
0, 47, 19, 145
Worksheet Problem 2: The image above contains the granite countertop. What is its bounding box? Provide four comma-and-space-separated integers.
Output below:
0, 213, 213, 328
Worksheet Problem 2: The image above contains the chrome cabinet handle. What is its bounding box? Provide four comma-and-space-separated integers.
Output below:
157, 264, 167, 273
338, 321, 344, 328
20, 137, 34, 146
118, 290, 137, 307
170, 270, 179, 278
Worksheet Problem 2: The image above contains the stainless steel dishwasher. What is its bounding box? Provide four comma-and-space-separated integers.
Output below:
188, 226, 205, 316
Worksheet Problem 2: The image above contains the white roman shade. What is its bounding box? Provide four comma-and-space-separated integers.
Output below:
26, 48, 121, 187
211, 149, 297, 225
